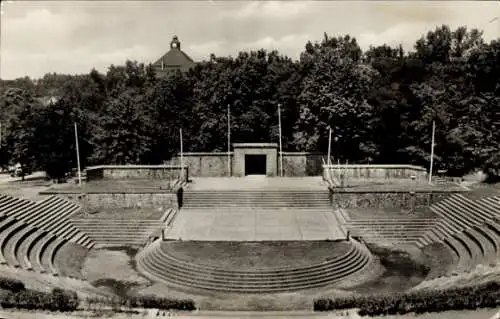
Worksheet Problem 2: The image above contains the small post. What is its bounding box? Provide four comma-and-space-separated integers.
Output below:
0, 122, 2, 149
278, 104, 283, 177
227, 104, 231, 177
180, 128, 184, 182
429, 120, 436, 184
74, 123, 82, 187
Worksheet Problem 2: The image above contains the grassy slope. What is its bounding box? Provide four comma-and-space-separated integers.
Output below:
53, 242, 89, 278
163, 241, 351, 269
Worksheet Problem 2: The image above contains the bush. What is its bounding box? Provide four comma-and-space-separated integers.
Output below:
0, 278, 25, 293
0, 287, 79, 312
314, 281, 500, 315
85, 295, 196, 312
124, 295, 196, 311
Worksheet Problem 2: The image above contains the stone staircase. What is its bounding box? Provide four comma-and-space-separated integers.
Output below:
183, 190, 331, 208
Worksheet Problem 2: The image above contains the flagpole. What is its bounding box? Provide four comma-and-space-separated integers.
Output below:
278, 104, 283, 177
327, 127, 332, 166
227, 104, 231, 177
429, 120, 436, 184
74, 123, 82, 187
180, 128, 184, 182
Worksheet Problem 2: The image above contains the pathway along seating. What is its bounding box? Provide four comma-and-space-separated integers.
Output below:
136, 239, 374, 293
416, 194, 500, 275
0, 193, 94, 278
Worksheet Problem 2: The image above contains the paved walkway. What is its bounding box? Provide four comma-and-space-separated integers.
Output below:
165, 208, 345, 241
186, 177, 329, 191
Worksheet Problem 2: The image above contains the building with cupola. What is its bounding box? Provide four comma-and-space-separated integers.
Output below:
152, 36, 196, 77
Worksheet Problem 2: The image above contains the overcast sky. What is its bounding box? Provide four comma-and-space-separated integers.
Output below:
1, 1, 499, 80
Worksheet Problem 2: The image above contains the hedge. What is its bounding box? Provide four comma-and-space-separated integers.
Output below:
314, 281, 500, 316
0, 287, 79, 312
86, 295, 196, 311
0, 278, 25, 293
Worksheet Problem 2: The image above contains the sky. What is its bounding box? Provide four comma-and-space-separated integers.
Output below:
0, 1, 499, 80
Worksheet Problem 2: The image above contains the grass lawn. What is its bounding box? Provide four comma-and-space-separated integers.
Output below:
345, 244, 429, 295
53, 242, 89, 278
420, 242, 456, 279
162, 241, 351, 270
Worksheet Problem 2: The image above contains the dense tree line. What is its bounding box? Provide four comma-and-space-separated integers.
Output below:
0, 25, 498, 180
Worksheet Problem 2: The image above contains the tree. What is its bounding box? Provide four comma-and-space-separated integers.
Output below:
33, 100, 76, 181
4, 88, 41, 180
295, 34, 378, 162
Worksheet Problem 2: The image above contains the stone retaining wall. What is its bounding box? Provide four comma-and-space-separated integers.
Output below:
167, 152, 324, 177
323, 164, 428, 180
330, 191, 450, 209
60, 192, 179, 210
85, 165, 188, 181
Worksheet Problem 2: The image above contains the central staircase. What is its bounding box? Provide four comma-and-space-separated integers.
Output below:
183, 190, 331, 208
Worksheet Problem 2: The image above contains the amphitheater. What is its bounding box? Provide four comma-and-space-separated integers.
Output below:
0, 146, 499, 315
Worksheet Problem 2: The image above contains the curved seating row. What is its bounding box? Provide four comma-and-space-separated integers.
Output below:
0, 194, 94, 279
416, 194, 500, 275
137, 239, 373, 293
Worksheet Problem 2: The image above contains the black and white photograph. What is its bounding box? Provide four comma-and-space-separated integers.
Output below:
0, 1, 499, 318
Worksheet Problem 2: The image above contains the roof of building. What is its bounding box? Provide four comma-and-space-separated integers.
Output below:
36, 95, 60, 106
152, 36, 195, 70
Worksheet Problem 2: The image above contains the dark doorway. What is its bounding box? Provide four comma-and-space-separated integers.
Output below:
245, 154, 267, 175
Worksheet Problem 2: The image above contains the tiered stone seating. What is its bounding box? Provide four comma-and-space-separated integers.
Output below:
476, 196, 500, 219
137, 239, 373, 293
431, 194, 500, 232
473, 225, 499, 257
0, 194, 94, 279
70, 219, 162, 247
18, 229, 46, 270
0, 196, 35, 219
415, 193, 500, 275
346, 219, 437, 245
443, 236, 471, 274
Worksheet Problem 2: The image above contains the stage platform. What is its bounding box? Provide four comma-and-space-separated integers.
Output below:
185, 176, 329, 191
164, 207, 346, 241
